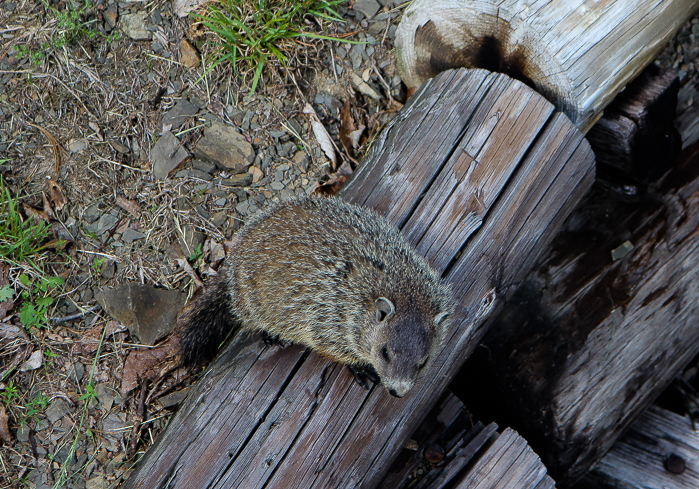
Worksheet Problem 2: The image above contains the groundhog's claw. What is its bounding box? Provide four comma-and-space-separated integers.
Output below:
349, 365, 380, 390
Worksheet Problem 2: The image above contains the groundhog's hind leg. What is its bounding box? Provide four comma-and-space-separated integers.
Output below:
349, 364, 380, 390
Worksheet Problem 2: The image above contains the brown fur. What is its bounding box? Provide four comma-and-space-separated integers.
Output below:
178, 196, 453, 397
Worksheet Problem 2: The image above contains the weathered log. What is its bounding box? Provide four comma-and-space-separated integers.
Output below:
453, 141, 699, 484
124, 68, 594, 488
585, 64, 681, 184
395, 0, 699, 132
588, 406, 699, 489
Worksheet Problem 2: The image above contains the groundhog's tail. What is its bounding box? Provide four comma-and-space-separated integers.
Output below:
177, 276, 236, 366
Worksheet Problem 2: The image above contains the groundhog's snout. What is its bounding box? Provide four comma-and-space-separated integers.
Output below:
386, 380, 413, 398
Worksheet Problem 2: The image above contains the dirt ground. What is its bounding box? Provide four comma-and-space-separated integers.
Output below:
0, 1, 697, 488
0, 1, 404, 487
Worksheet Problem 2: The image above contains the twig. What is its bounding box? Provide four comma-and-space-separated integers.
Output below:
49, 305, 101, 324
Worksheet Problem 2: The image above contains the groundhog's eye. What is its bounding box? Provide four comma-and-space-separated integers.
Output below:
381, 345, 390, 362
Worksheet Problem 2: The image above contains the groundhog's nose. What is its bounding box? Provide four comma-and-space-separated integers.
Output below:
388, 388, 402, 398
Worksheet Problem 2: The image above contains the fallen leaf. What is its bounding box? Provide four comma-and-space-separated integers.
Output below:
74, 320, 128, 355
89, 121, 104, 142
116, 196, 142, 218
47, 179, 67, 211
121, 343, 175, 396
26, 122, 62, 176
311, 160, 353, 196
303, 103, 337, 169
0, 264, 14, 319
41, 191, 55, 220
23, 204, 50, 223
0, 404, 11, 443
167, 243, 204, 290
21, 350, 43, 371
339, 100, 357, 157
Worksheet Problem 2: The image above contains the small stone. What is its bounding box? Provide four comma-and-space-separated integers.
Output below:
179, 225, 204, 257
211, 210, 227, 227
249, 166, 263, 183
68, 139, 89, 154
17, 424, 30, 442
45, 399, 71, 424
151, 131, 190, 179
100, 259, 116, 279
159, 387, 190, 408
161, 98, 198, 131
104, 6, 118, 30
194, 122, 254, 173
192, 159, 216, 174
270, 181, 284, 191
102, 413, 127, 433
352, 73, 382, 100
189, 168, 214, 181
67, 362, 85, 383
180, 39, 200, 68
222, 173, 253, 187
121, 12, 152, 41
95, 213, 118, 236
293, 151, 309, 171
122, 228, 146, 243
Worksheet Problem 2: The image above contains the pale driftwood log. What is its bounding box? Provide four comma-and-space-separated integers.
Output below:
395, 0, 699, 133
453, 428, 555, 489
454, 142, 699, 484
124, 68, 594, 488
589, 406, 699, 489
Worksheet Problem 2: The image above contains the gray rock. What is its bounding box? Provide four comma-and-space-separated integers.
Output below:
211, 210, 227, 227
161, 98, 198, 130
221, 173, 253, 187
83, 204, 102, 224
67, 362, 85, 383
270, 181, 284, 191
100, 259, 116, 279
102, 412, 127, 433
194, 122, 254, 173
16, 424, 30, 442
95, 213, 118, 236
151, 131, 189, 180
122, 228, 146, 243
179, 225, 204, 257
121, 12, 152, 41
45, 399, 71, 424
354, 0, 380, 19
96, 284, 186, 345
188, 168, 213, 181
95, 383, 120, 412
159, 387, 190, 408
192, 159, 216, 174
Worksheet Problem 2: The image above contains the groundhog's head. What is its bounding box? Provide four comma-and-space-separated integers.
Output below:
369, 297, 451, 398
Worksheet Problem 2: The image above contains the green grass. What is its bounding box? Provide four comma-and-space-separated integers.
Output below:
14, 0, 120, 65
0, 178, 53, 267
0, 178, 65, 329
194, 0, 352, 95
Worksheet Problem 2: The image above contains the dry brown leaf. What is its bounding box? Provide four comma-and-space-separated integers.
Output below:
48, 179, 67, 211
21, 350, 43, 371
0, 404, 11, 443
116, 196, 142, 218
26, 122, 62, 176
23, 204, 50, 223
339, 100, 355, 156
0, 264, 13, 319
121, 342, 175, 396
41, 192, 55, 221
74, 320, 128, 355
311, 160, 353, 196
303, 103, 337, 169
167, 243, 204, 290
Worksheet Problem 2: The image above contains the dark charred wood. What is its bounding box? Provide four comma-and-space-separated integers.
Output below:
586, 64, 681, 185
452, 140, 699, 486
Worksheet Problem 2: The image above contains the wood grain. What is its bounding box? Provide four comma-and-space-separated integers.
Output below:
124, 68, 593, 488
590, 406, 699, 489
396, 0, 699, 132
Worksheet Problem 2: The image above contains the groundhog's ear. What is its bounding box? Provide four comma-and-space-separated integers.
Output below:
375, 297, 395, 322
434, 311, 450, 327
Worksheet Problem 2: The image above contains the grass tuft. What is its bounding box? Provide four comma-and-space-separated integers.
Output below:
194, 0, 351, 95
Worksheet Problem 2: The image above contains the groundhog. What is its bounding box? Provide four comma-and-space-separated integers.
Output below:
178, 195, 453, 398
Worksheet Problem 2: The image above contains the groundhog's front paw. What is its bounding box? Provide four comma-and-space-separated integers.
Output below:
348, 365, 380, 390
262, 332, 291, 348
